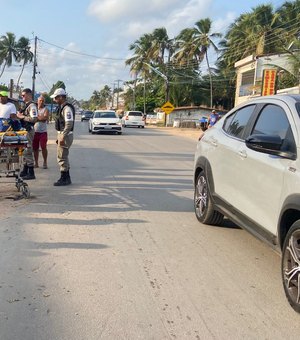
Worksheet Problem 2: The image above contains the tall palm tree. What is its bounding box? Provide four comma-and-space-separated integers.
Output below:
16, 37, 34, 89
0, 32, 19, 78
125, 33, 154, 79
193, 18, 222, 107
126, 33, 155, 110
151, 27, 174, 66
175, 18, 221, 107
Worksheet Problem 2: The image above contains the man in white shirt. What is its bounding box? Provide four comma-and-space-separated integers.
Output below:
0, 90, 17, 119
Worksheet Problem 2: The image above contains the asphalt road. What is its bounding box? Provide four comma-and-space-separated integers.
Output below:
1, 119, 300, 340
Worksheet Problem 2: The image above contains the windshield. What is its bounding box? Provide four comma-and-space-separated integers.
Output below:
94, 111, 117, 118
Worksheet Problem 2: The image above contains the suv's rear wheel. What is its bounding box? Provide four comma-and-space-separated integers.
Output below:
282, 221, 300, 313
194, 171, 223, 225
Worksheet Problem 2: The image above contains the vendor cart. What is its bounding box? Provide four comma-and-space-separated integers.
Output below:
0, 127, 30, 198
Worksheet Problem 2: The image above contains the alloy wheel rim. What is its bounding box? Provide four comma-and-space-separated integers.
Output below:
195, 175, 207, 217
283, 230, 300, 306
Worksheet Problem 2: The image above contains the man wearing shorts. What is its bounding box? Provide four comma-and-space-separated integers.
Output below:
33, 95, 49, 169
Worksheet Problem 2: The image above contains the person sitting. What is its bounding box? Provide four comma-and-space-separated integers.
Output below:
0, 90, 17, 120
207, 110, 219, 128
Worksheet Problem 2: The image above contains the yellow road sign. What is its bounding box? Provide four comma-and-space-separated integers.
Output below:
161, 101, 175, 115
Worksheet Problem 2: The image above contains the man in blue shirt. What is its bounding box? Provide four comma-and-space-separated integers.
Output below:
207, 110, 219, 128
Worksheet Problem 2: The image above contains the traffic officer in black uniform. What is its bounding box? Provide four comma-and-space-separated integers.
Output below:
17, 88, 38, 180
50, 88, 75, 186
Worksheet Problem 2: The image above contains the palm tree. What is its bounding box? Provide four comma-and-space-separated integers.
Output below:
0, 32, 19, 78
151, 27, 174, 66
125, 33, 154, 79
175, 18, 221, 107
220, 4, 281, 69
16, 37, 34, 89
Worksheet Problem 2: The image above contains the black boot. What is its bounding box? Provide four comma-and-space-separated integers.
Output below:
65, 170, 72, 185
22, 166, 36, 180
20, 164, 29, 178
54, 171, 71, 186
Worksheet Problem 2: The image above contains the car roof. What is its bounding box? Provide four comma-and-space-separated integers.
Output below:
232, 94, 300, 112
94, 110, 116, 113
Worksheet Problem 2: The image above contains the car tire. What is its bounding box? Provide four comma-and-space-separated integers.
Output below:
141, 126, 145, 129
282, 220, 300, 313
194, 170, 223, 225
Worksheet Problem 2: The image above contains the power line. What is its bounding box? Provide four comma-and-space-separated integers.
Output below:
38, 37, 126, 61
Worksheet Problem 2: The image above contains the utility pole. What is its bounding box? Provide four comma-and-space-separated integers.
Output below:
32, 36, 37, 99
143, 77, 146, 115
114, 79, 122, 110
112, 83, 116, 109
144, 63, 169, 125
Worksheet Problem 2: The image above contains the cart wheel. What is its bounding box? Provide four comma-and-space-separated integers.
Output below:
21, 183, 30, 198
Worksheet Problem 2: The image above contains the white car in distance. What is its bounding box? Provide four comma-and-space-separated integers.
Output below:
122, 111, 145, 128
88, 110, 122, 134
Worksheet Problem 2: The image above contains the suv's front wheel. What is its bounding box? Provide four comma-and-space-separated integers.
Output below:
194, 171, 223, 225
282, 221, 300, 313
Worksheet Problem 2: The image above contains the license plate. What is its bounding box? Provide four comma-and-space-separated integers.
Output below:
104, 125, 112, 129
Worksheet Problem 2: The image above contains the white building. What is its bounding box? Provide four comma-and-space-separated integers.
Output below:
234, 53, 299, 106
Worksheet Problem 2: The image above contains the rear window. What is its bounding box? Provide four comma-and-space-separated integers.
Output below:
128, 111, 143, 116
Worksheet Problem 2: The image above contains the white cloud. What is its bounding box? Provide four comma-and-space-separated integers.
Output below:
1, 0, 239, 100
87, 0, 183, 23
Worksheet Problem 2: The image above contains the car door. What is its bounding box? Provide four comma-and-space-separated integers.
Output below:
207, 104, 257, 208
233, 101, 297, 234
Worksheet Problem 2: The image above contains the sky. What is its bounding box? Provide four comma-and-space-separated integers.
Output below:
0, 0, 286, 100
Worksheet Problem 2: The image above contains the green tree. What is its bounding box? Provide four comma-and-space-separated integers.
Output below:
125, 33, 154, 80
175, 18, 221, 107
49, 81, 66, 97
16, 37, 34, 88
99, 85, 112, 108
0, 32, 19, 78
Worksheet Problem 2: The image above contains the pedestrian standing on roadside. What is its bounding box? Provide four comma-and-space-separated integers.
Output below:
50, 88, 74, 186
16, 88, 38, 180
33, 95, 49, 169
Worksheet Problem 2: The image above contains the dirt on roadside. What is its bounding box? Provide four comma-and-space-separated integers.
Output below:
146, 125, 203, 141
0, 181, 27, 216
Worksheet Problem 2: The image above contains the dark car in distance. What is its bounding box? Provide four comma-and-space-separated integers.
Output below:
81, 110, 94, 121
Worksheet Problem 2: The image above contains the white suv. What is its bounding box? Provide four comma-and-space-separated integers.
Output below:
122, 111, 145, 128
193, 94, 300, 312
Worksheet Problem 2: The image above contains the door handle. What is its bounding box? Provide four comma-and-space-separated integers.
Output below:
238, 150, 247, 158
210, 138, 218, 147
